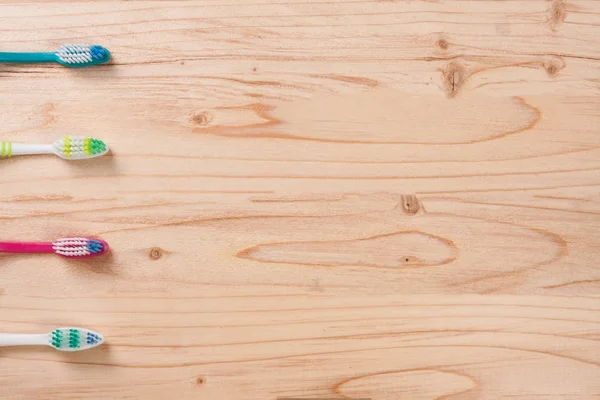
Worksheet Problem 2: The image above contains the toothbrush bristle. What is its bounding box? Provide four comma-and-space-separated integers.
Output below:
50, 329, 63, 349
52, 237, 109, 258
56, 44, 110, 66
50, 328, 104, 351
50, 328, 80, 349
86, 332, 102, 346
52, 136, 108, 160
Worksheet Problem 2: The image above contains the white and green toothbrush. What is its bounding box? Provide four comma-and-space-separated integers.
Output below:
0, 327, 104, 352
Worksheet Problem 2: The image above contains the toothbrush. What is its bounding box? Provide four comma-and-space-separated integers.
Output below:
0, 327, 104, 352
0, 136, 109, 160
0, 44, 110, 67
0, 237, 109, 258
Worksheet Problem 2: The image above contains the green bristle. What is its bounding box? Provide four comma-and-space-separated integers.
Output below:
51, 329, 63, 348
83, 137, 107, 156
68, 329, 80, 349
91, 139, 107, 155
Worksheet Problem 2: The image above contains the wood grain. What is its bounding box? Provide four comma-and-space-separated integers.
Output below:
0, 0, 599, 399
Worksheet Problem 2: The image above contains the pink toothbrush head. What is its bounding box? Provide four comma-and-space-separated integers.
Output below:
51, 237, 110, 258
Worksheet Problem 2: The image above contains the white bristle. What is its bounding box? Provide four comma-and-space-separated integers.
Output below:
56, 44, 93, 65
52, 237, 91, 257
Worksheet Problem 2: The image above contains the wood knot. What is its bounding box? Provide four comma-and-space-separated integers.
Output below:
196, 377, 206, 385
191, 112, 212, 126
543, 56, 565, 77
436, 39, 449, 50
403, 256, 419, 265
401, 194, 421, 215
547, 0, 567, 31
545, 64, 558, 77
149, 247, 163, 260
442, 62, 467, 98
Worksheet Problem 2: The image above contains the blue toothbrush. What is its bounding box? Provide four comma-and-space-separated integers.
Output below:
0, 44, 110, 67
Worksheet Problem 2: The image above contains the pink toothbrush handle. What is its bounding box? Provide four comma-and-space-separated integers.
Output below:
0, 242, 54, 254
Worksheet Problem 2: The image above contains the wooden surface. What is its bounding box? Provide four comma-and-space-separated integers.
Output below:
1, 0, 599, 399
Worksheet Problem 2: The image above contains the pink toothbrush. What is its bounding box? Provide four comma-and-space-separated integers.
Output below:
0, 237, 109, 259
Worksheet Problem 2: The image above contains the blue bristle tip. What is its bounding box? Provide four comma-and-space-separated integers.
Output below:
86, 332, 99, 344
87, 240, 104, 253
90, 45, 107, 60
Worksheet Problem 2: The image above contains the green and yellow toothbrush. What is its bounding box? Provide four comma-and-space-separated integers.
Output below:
1, 136, 109, 160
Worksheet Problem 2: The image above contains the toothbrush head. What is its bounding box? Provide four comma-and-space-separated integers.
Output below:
49, 327, 104, 351
52, 237, 110, 258
55, 44, 110, 67
52, 136, 109, 160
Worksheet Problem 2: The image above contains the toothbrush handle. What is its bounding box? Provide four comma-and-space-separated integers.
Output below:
1, 142, 53, 157
0, 333, 48, 347
0, 241, 54, 254
0, 52, 56, 63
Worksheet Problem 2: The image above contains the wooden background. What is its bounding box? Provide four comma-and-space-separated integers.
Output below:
0, 0, 599, 398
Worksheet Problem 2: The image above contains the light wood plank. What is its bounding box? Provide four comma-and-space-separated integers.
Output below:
0, 0, 599, 399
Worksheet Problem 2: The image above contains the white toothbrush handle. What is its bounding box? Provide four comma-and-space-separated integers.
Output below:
8, 143, 54, 156
0, 333, 48, 347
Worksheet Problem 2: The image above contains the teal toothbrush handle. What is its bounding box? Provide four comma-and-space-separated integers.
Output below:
0, 52, 56, 63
